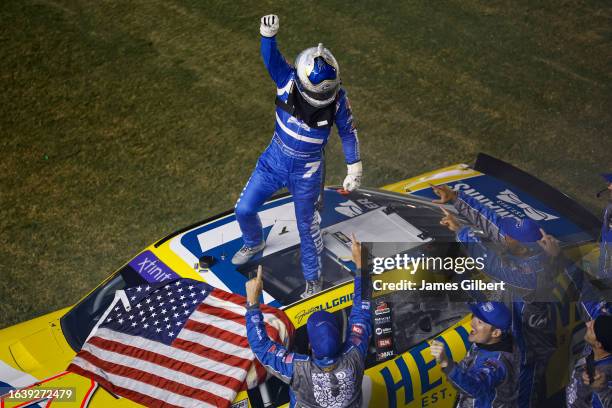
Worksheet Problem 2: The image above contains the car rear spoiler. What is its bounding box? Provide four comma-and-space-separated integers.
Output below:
473, 153, 600, 239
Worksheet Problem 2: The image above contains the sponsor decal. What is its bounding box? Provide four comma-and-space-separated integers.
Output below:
128, 251, 179, 283
452, 183, 559, 222
351, 324, 364, 335
334, 200, 363, 218
267, 344, 277, 353
283, 353, 294, 364
275, 349, 287, 358
496, 189, 559, 221
231, 399, 248, 408
375, 327, 392, 336
294, 293, 354, 324
375, 316, 391, 324
251, 315, 261, 324
528, 314, 548, 329
377, 338, 393, 348
375, 307, 390, 316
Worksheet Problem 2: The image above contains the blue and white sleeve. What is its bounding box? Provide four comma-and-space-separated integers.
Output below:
335, 89, 360, 164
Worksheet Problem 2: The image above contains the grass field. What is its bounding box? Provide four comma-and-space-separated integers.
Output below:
1, 0, 610, 328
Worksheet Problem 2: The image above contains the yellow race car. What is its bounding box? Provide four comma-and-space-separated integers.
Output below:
0, 154, 601, 408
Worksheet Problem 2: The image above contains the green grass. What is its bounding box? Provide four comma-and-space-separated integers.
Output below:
1, 0, 610, 328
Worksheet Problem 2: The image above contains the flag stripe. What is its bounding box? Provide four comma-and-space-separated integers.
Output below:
197, 303, 283, 344
75, 352, 231, 406
202, 292, 288, 344
189, 310, 247, 337
172, 338, 253, 370
177, 328, 253, 359
93, 328, 248, 380
86, 336, 244, 391
70, 357, 219, 408
68, 363, 187, 408
183, 319, 248, 348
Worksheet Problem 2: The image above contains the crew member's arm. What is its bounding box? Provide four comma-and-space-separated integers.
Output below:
245, 266, 305, 384
345, 235, 372, 358
259, 15, 292, 88
432, 184, 504, 243
443, 355, 507, 400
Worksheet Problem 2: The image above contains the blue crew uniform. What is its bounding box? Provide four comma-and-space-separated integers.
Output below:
452, 191, 555, 408
235, 36, 360, 281
443, 338, 517, 408
246, 277, 371, 408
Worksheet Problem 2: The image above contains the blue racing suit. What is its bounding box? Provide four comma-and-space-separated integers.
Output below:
246, 277, 371, 408
442, 337, 518, 408
452, 191, 556, 408
235, 36, 360, 281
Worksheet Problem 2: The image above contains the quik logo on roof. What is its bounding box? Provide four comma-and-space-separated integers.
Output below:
128, 250, 180, 283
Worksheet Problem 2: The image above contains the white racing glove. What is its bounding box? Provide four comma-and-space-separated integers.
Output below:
343, 161, 362, 192
260, 14, 279, 37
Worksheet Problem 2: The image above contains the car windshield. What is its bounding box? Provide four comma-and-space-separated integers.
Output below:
60, 264, 148, 351
237, 188, 462, 305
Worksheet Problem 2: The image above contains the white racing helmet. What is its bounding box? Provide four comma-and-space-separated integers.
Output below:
295, 43, 341, 108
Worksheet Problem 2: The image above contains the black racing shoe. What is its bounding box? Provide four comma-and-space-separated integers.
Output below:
231, 242, 266, 265
301, 279, 323, 299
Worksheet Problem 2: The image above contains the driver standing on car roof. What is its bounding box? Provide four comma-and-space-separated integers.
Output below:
433, 184, 557, 408
232, 14, 362, 298
430, 302, 518, 408
245, 234, 371, 408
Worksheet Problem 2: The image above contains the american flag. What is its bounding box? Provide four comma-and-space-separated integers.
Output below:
67, 279, 293, 408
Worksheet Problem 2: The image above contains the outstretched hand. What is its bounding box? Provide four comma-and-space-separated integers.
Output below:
246, 265, 264, 305
351, 233, 362, 269
537, 228, 561, 257
430, 340, 449, 368
439, 206, 461, 232
431, 184, 457, 204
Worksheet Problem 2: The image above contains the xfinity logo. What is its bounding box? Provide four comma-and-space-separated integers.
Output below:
334, 200, 363, 218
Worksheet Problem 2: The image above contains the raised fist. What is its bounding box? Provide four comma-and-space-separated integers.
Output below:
260, 14, 279, 37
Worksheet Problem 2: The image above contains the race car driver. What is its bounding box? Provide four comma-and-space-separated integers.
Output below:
567, 315, 612, 408
430, 302, 517, 408
233, 14, 362, 298
434, 184, 556, 408
245, 234, 371, 408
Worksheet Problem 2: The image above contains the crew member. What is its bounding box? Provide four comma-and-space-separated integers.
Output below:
245, 234, 371, 407
431, 301, 517, 407
567, 315, 612, 408
434, 184, 556, 408
233, 14, 362, 298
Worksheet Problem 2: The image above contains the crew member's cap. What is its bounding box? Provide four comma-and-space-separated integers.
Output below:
499, 217, 543, 242
594, 315, 612, 353
469, 302, 512, 332
601, 173, 612, 184
307, 310, 341, 359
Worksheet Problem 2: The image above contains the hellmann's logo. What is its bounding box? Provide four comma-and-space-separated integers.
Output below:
454, 183, 559, 222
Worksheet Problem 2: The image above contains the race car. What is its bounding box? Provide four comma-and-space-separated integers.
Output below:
0, 153, 602, 408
